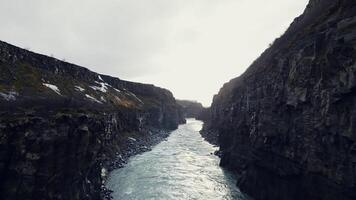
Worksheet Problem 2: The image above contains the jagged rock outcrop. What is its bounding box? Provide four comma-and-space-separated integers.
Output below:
0, 41, 185, 200
176, 100, 205, 119
203, 0, 356, 199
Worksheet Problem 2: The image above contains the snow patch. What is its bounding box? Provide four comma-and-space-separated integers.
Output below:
0, 91, 18, 101
75, 86, 85, 92
100, 96, 107, 103
128, 137, 137, 142
113, 87, 121, 93
90, 81, 110, 93
43, 83, 61, 95
126, 91, 144, 104
85, 94, 102, 104
98, 75, 104, 81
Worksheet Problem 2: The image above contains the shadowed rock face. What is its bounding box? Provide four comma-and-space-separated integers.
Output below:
176, 100, 205, 119
203, 0, 356, 199
0, 41, 185, 200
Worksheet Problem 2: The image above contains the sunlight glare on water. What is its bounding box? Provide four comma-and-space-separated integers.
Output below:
106, 119, 248, 200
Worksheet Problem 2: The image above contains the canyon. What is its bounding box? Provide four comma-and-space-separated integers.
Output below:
1, 0, 356, 199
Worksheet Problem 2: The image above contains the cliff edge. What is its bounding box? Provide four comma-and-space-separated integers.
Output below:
203, 0, 356, 199
0, 40, 185, 200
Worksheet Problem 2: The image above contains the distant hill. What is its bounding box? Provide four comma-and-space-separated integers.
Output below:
176, 100, 205, 119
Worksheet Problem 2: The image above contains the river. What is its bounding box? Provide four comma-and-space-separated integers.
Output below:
106, 119, 248, 200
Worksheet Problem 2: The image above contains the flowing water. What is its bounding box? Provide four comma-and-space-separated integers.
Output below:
106, 119, 248, 200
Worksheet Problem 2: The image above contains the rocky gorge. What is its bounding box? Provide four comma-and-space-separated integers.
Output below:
0, 41, 185, 200
2, 0, 356, 199
202, 0, 356, 199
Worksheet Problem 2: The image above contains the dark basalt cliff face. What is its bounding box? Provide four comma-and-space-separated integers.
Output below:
176, 100, 205, 119
203, 0, 356, 199
0, 41, 184, 200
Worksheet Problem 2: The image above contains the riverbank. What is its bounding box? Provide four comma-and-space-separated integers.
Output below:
0, 40, 185, 200
101, 127, 177, 199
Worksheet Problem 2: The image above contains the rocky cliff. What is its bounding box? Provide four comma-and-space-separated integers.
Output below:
0, 40, 185, 200
176, 100, 205, 119
203, 0, 356, 199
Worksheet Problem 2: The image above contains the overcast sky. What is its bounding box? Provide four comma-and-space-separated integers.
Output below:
0, 0, 309, 106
